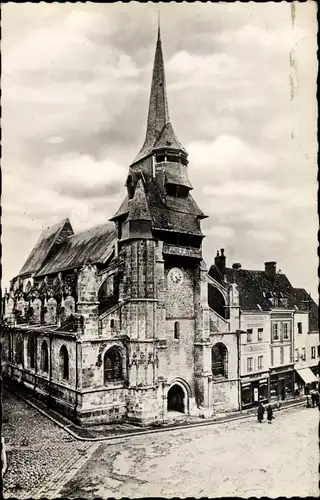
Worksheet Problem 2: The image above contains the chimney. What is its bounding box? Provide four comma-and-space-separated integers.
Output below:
265, 261, 276, 280
215, 249, 226, 276
232, 263, 242, 270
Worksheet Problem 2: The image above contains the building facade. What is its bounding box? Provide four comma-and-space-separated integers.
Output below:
208, 255, 319, 408
1, 28, 241, 426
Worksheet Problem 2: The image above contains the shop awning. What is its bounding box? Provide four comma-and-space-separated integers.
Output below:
295, 367, 318, 385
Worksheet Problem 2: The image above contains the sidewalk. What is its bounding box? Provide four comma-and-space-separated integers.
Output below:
4, 381, 307, 443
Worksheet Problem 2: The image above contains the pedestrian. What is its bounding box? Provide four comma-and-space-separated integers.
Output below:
311, 392, 316, 408
267, 404, 273, 424
306, 394, 311, 408
257, 402, 265, 423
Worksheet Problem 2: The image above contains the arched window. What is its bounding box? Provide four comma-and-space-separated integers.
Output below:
27, 334, 36, 369
59, 345, 69, 380
174, 321, 180, 340
104, 347, 123, 383
15, 334, 24, 365
212, 343, 228, 378
41, 340, 49, 373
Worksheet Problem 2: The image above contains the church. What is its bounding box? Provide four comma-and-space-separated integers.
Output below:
1, 28, 248, 426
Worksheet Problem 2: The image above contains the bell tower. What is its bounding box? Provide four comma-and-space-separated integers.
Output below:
111, 24, 210, 423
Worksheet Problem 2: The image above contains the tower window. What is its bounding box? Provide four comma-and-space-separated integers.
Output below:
166, 184, 188, 198
174, 321, 180, 340
156, 154, 166, 163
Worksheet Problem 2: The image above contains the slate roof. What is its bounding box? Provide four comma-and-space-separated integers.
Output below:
144, 175, 205, 236
165, 163, 193, 189
37, 224, 116, 276
18, 219, 74, 276
208, 264, 319, 331
132, 26, 186, 165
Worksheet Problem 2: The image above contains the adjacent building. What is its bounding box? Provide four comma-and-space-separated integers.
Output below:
208, 255, 319, 408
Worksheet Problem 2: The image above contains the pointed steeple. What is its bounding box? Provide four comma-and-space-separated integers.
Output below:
132, 23, 186, 165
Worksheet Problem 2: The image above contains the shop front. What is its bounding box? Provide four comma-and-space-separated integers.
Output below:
295, 367, 318, 395
269, 366, 294, 401
241, 375, 269, 409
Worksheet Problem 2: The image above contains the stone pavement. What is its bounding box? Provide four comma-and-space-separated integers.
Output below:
2, 388, 98, 499
59, 405, 319, 498
5, 380, 307, 441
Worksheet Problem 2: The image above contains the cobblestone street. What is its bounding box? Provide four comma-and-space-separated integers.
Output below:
60, 406, 318, 499
2, 389, 98, 499
3, 389, 318, 499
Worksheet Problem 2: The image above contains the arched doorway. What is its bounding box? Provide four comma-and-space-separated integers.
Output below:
167, 384, 185, 413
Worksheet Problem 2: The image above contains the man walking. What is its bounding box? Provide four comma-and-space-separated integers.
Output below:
267, 404, 274, 424
257, 402, 265, 423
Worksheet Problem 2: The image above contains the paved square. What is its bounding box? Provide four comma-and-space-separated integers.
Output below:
3, 389, 318, 499
60, 406, 319, 498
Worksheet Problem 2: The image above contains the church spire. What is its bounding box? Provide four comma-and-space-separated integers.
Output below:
132, 23, 186, 165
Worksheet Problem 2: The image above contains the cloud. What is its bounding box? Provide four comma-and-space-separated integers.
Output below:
188, 135, 275, 174
246, 230, 285, 243
1, 2, 318, 302
205, 226, 235, 239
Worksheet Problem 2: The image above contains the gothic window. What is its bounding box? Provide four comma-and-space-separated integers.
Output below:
211, 343, 228, 378
59, 345, 69, 380
15, 334, 24, 365
27, 334, 36, 369
104, 347, 123, 383
41, 340, 49, 373
174, 321, 180, 340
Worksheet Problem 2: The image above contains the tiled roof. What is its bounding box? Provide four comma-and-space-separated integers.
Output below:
36, 224, 116, 276
18, 219, 74, 276
208, 264, 319, 331
292, 287, 319, 332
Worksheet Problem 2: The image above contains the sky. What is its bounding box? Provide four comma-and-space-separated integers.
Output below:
2, 2, 318, 299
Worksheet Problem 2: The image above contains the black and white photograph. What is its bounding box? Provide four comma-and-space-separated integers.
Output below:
1, 1, 318, 498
